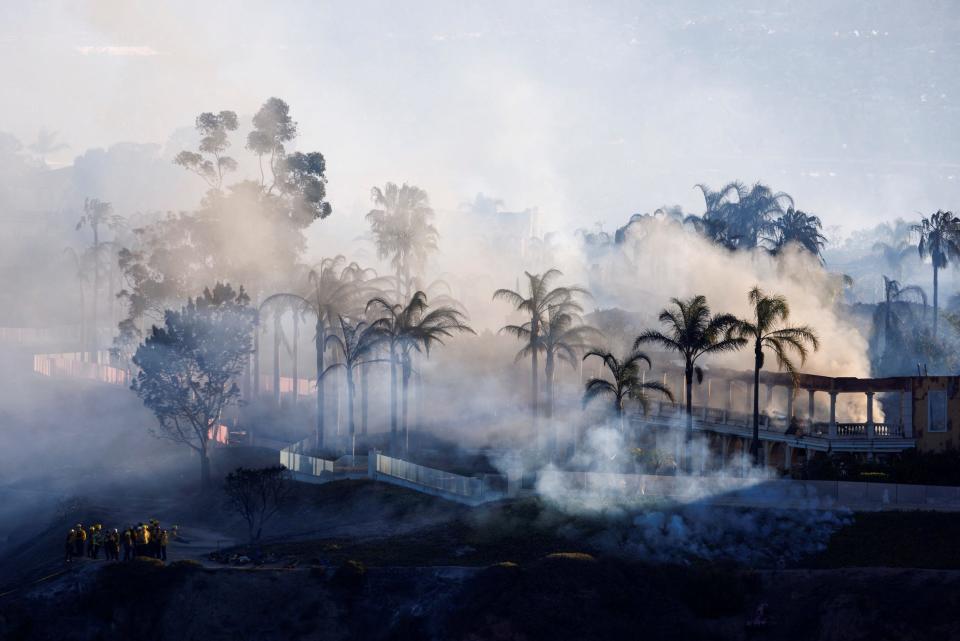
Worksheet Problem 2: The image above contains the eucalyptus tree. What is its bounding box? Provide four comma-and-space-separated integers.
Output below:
494, 270, 588, 431
76, 197, 123, 359
736, 287, 819, 463
367, 290, 474, 453
173, 110, 239, 190
912, 210, 960, 337
366, 183, 439, 297
323, 317, 385, 458
634, 296, 745, 442
582, 350, 674, 434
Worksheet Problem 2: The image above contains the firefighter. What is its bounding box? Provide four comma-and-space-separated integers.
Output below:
136, 523, 150, 557
75, 524, 87, 557
65, 528, 76, 563
91, 525, 102, 559
122, 527, 134, 561
159, 529, 169, 561
107, 528, 120, 561
149, 520, 161, 558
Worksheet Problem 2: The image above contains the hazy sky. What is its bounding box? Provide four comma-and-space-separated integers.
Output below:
2, 0, 958, 232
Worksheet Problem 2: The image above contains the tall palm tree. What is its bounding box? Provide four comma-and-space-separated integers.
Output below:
75, 198, 122, 360
322, 316, 384, 458
307, 257, 376, 448
258, 292, 313, 407
736, 287, 819, 463
506, 307, 602, 420
367, 291, 473, 454
912, 210, 960, 338
873, 276, 927, 366
494, 270, 587, 436
768, 208, 827, 260
582, 350, 673, 434
366, 183, 439, 298
634, 296, 745, 443
62, 247, 89, 352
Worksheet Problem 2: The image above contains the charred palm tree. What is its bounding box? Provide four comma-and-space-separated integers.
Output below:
367, 291, 473, 454
634, 295, 745, 449
494, 270, 588, 438
582, 350, 673, 434
736, 287, 819, 463
323, 316, 384, 458
912, 211, 960, 338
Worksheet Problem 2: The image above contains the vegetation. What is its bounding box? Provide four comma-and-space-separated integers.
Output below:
366, 182, 438, 298
735, 287, 819, 462
322, 317, 384, 457
224, 465, 294, 542
912, 210, 960, 337
495, 270, 588, 438
131, 283, 256, 490
582, 350, 674, 434
634, 295, 744, 449
366, 290, 474, 454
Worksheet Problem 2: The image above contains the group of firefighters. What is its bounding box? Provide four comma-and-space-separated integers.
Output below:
64, 520, 174, 564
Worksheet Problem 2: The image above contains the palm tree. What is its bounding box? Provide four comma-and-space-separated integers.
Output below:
736, 287, 819, 463
504, 306, 601, 452
873, 276, 927, 367
62, 247, 89, 353
872, 241, 916, 282
494, 270, 588, 437
366, 183, 439, 298
582, 350, 673, 434
367, 291, 473, 454
75, 198, 122, 360
694, 182, 793, 251
768, 208, 827, 260
634, 296, 745, 445
912, 210, 960, 338
258, 292, 313, 407
322, 316, 384, 458
306, 257, 375, 448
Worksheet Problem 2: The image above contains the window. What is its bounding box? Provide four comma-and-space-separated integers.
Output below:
928, 390, 948, 433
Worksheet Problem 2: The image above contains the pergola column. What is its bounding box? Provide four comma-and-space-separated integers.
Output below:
808, 389, 816, 422
786, 389, 794, 421
902, 390, 913, 437
828, 391, 838, 438
866, 391, 875, 439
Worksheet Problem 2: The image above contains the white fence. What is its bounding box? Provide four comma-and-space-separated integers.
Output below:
370, 452, 505, 504
279, 436, 336, 479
